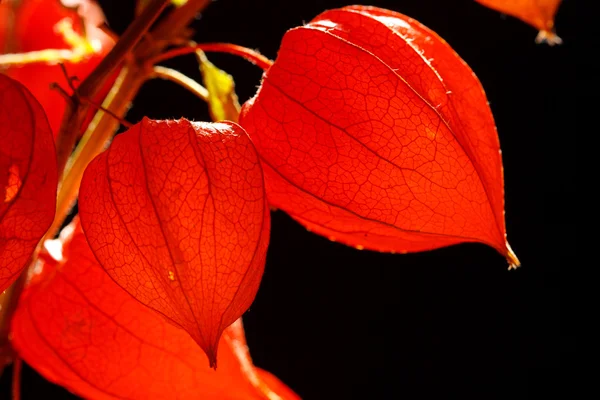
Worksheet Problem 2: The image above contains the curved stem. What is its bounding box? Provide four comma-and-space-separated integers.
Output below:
151, 66, 209, 101
151, 43, 274, 71
227, 320, 282, 400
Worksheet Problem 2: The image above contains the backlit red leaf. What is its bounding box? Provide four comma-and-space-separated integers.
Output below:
0, 0, 115, 135
79, 118, 270, 367
475, 0, 562, 44
10, 219, 298, 399
239, 6, 518, 267
0, 73, 57, 292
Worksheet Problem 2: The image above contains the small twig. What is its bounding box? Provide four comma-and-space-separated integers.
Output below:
54, 65, 133, 128
84, 99, 133, 128
12, 357, 22, 400
150, 42, 274, 71
151, 66, 209, 102
49, 83, 75, 106
51, 82, 133, 129
99, 23, 120, 43
58, 63, 79, 92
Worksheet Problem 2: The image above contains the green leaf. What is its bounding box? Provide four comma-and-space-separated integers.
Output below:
196, 50, 241, 122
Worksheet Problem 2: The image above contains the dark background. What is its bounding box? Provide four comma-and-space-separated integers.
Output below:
1, 0, 575, 398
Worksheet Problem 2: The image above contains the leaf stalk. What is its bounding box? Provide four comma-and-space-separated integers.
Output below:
151, 43, 274, 71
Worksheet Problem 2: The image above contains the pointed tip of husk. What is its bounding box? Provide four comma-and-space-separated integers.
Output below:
535, 30, 562, 46
207, 351, 218, 370
505, 242, 520, 270
205, 341, 219, 370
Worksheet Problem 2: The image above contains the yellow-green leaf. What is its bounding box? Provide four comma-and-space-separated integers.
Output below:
136, 0, 188, 16
196, 50, 241, 122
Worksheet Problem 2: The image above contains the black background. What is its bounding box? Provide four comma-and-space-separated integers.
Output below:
1, 0, 574, 398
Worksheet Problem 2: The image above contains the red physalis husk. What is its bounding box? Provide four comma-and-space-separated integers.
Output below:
79, 118, 271, 367
239, 5, 519, 268
0, 73, 57, 292
476, 0, 563, 44
11, 218, 298, 399
0, 0, 115, 136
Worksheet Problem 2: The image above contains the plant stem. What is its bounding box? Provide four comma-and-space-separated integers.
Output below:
151, 43, 274, 71
137, 0, 212, 60
50, 82, 133, 129
151, 66, 209, 101
11, 357, 21, 400
54, 0, 172, 178
227, 320, 281, 400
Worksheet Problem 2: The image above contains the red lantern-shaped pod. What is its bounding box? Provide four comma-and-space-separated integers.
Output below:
79, 118, 271, 367
240, 6, 519, 268
1, 74, 57, 292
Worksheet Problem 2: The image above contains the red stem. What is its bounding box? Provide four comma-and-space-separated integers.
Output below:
12, 357, 21, 400
151, 43, 274, 70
